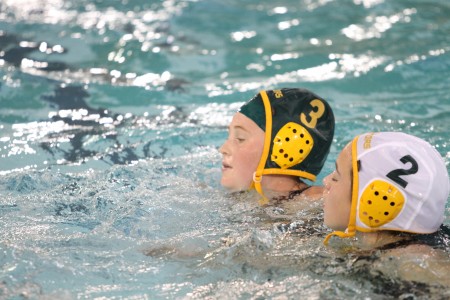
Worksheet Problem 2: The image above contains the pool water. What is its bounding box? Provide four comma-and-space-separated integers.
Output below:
1, 0, 449, 299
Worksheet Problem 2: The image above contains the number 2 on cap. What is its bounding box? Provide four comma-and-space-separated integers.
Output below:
386, 155, 418, 188
300, 99, 325, 128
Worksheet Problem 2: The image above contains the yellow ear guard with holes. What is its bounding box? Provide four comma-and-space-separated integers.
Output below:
239, 88, 335, 205
358, 180, 405, 228
271, 122, 314, 169
324, 132, 450, 245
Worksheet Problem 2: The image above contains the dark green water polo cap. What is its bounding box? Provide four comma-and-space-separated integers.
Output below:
239, 88, 335, 203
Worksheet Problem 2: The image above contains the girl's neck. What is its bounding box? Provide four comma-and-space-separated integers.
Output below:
261, 175, 308, 199
355, 231, 405, 250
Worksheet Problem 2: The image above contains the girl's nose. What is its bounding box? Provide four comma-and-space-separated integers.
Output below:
323, 173, 332, 189
219, 139, 230, 155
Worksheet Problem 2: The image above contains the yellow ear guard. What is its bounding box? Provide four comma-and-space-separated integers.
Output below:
359, 180, 405, 228
271, 122, 314, 169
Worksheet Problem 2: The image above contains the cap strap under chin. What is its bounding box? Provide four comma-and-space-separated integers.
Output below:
323, 136, 360, 245
253, 90, 273, 205
323, 230, 355, 245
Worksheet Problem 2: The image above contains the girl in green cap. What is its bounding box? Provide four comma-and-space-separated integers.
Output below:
220, 88, 335, 205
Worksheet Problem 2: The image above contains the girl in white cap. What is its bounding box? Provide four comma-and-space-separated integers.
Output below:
220, 88, 335, 205
322, 132, 450, 286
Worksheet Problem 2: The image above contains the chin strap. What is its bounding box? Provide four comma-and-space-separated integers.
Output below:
252, 90, 273, 206
253, 172, 269, 205
324, 136, 360, 245
323, 228, 356, 245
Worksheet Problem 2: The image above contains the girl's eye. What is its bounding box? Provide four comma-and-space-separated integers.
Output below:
331, 171, 338, 182
236, 137, 245, 142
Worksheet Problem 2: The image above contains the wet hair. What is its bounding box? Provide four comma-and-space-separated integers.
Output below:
349, 160, 362, 198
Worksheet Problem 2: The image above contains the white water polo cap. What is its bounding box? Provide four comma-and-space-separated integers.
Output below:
325, 132, 449, 244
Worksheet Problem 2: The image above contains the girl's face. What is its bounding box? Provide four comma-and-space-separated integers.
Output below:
322, 143, 353, 231
219, 112, 265, 191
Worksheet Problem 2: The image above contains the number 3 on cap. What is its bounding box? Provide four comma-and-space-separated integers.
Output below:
300, 99, 325, 128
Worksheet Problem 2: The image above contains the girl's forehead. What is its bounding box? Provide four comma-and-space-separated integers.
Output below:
230, 113, 258, 130
337, 143, 352, 170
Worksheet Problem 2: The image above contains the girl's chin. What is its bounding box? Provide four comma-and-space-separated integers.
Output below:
223, 186, 246, 192
220, 180, 250, 192
220, 182, 237, 191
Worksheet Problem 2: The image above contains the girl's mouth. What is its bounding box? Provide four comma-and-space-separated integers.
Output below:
222, 162, 232, 170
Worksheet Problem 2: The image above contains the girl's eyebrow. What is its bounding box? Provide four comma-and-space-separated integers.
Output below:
231, 125, 249, 132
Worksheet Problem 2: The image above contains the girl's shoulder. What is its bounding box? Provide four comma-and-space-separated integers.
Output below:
376, 243, 450, 287
374, 225, 450, 287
